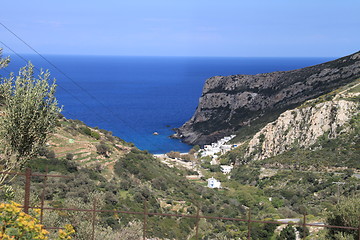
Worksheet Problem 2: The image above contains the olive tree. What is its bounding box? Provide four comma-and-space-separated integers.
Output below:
0, 49, 9, 70
0, 55, 61, 184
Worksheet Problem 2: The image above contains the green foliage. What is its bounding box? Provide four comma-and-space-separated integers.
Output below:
230, 108, 288, 144
96, 143, 110, 156
66, 153, 74, 161
278, 225, 296, 240
80, 126, 92, 136
26, 157, 77, 174
296, 226, 310, 239
251, 222, 278, 240
0, 62, 61, 184
0, 49, 10, 72
326, 194, 360, 239
219, 143, 249, 165
80, 126, 101, 139
90, 130, 100, 140
231, 165, 260, 185
0, 185, 15, 201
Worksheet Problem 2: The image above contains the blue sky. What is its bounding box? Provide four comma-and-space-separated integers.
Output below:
0, 0, 359, 57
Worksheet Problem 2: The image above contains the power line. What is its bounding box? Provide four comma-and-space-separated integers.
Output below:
0, 23, 171, 153
0, 41, 100, 122
0, 40, 136, 141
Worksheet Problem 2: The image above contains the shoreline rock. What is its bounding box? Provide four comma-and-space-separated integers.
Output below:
173, 51, 360, 145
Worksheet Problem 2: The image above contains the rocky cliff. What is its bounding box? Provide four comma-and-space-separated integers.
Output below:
245, 97, 359, 160
174, 51, 360, 145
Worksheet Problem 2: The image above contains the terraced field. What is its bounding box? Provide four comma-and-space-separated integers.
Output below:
48, 118, 133, 171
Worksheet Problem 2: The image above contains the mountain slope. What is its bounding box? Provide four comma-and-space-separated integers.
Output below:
174, 51, 360, 145
220, 78, 360, 169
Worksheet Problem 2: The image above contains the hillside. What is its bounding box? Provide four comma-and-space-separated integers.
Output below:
221, 78, 360, 168
173, 51, 360, 146
6, 117, 253, 239
195, 78, 360, 238
8, 106, 358, 239
1, 52, 359, 239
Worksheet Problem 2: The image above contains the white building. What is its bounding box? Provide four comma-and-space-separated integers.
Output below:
207, 177, 221, 188
220, 165, 233, 174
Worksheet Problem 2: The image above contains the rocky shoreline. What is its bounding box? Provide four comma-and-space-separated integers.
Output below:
173, 51, 360, 145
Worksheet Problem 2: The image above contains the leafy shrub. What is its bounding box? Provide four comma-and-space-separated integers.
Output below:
278, 225, 296, 240
81, 126, 92, 136
38, 147, 56, 160
66, 153, 74, 161
45, 150, 56, 160
326, 195, 360, 239
90, 130, 101, 140
96, 143, 110, 156
38, 146, 48, 156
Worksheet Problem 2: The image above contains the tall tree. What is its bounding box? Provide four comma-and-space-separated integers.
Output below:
0, 53, 61, 184
0, 49, 9, 70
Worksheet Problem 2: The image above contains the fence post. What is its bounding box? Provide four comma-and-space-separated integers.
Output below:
358, 216, 360, 240
195, 208, 200, 240
91, 199, 96, 240
143, 200, 147, 240
23, 168, 32, 214
40, 166, 48, 224
303, 213, 306, 240
247, 208, 251, 240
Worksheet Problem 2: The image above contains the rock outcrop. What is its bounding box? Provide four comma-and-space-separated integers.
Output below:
245, 99, 359, 160
173, 51, 360, 145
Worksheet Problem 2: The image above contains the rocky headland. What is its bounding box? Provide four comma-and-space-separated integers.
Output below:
173, 51, 360, 145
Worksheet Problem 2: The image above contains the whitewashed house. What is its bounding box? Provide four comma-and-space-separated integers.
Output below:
200, 135, 237, 162
207, 177, 221, 188
220, 145, 232, 154
220, 165, 233, 174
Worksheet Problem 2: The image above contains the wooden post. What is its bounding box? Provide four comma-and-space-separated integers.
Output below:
23, 168, 31, 214
358, 216, 360, 240
143, 200, 147, 240
91, 199, 96, 240
303, 213, 306, 240
247, 208, 251, 240
195, 208, 200, 240
40, 166, 48, 224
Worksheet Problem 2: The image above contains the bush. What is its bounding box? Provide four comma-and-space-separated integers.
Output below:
278, 225, 296, 240
81, 126, 92, 136
66, 153, 74, 161
90, 131, 101, 140
45, 150, 56, 160
96, 143, 110, 156
326, 195, 360, 239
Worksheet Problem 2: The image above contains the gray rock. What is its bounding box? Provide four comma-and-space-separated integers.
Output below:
173, 51, 360, 145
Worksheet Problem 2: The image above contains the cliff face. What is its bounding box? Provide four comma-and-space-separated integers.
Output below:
245, 98, 359, 160
174, 51, 360, 145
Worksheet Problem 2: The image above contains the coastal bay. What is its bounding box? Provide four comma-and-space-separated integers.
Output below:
2, 55, 333, 153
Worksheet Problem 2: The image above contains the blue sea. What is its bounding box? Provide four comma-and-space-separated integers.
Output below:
1, 54, 334, 153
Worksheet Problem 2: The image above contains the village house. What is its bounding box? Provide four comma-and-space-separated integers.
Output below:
220, 165, 233, 174
200, 135, 236, 163
207, 177, 221, 188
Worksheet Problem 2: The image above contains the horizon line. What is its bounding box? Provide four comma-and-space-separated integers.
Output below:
2, 52, 340, 59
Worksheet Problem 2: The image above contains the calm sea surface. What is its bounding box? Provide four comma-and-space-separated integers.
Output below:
2, 55, 334, 153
